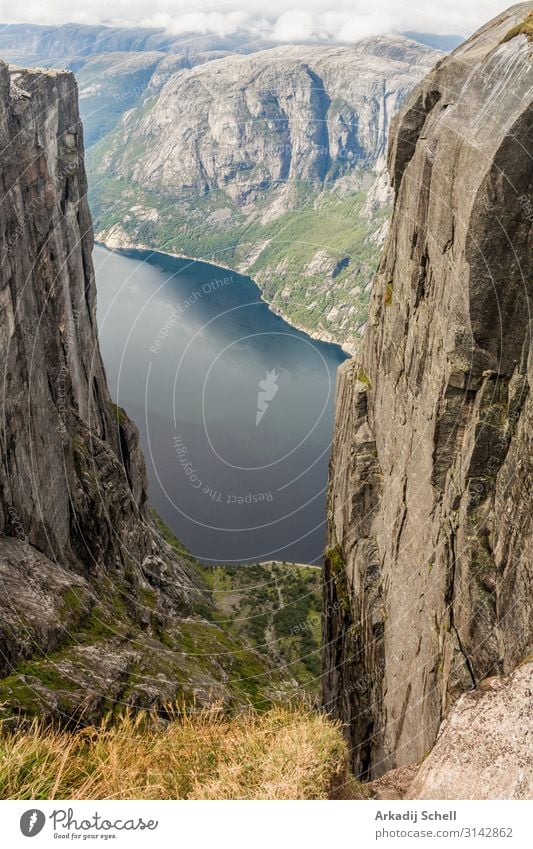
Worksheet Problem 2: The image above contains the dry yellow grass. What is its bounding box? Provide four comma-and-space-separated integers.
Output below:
0, 705, 349, 800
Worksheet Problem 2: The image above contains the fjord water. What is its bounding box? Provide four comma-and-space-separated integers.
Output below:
94, 245, 348, 564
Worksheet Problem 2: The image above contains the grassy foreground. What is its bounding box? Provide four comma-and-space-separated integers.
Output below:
0, 705, 351, 800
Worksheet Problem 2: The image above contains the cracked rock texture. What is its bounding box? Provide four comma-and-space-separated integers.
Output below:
0, 62, 272, 720
324, 3, 533, 779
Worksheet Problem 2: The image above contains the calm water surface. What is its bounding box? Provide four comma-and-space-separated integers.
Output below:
94, 245, 348, 564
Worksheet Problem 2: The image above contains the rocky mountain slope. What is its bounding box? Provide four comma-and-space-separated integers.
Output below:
0, 24, 447, 155
0, 22, 278, 68
0, 24, 283, 149
0, 25, 440, 352
88, 37, 439, 352
324, 2, 533, 778
0, 60, 285, 722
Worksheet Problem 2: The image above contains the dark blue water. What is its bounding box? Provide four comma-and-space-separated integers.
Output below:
94, 245, 348, 564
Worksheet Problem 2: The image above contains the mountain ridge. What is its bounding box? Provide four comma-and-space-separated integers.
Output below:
88, 35, 440, 351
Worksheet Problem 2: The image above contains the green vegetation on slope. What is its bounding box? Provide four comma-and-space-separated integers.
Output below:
247, 188, 388, 341
152, 509, 323, 696
87, 162, 388, 351
502, 10, 533, 43
0, 513, 292, 723
0, 601, 277, 721
199, 561, 323, 697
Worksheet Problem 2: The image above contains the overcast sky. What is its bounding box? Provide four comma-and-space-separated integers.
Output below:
0, 1, 514, 40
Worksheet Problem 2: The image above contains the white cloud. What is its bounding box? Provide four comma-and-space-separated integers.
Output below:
0, 1, 513, 40
141, 10, 252, 38
271, 11, 315, 41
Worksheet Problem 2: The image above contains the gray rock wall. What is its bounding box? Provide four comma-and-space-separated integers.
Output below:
93, 38, 438, 202
324, 3, 533, 778
88, 37, 440, 352
0, 62, 196, 599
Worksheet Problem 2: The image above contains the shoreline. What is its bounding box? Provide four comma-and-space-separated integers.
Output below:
257, 560, 321, 570
262, 302, 356, 357
95, 237, 355, 358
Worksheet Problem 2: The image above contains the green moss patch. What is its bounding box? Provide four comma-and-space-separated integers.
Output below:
325, 545, 351, 616
501, 11, 533, 43
356, 367, 372, 389
199, 561, 323, 695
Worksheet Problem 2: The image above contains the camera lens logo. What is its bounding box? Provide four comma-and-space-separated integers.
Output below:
20, 809, 46, 837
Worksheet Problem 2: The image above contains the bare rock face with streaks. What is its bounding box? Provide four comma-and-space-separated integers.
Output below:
92, 38, 437, 200
324, 3, 533, 779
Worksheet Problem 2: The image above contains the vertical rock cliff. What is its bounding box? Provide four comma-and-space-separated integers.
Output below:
0, 64, 192, 592
324, 3, 533, 778
0, 62, 273, 718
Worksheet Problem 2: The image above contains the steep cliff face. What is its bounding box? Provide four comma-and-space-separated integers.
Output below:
92, 38, 436, 197
324, 3, 533, 778
0, 25, 284, 150
0, 62, 274, 719
88, 37, 438, 351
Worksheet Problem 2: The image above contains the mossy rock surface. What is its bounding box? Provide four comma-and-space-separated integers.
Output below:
501, 11, 533, 43
0, 513, 296, 724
